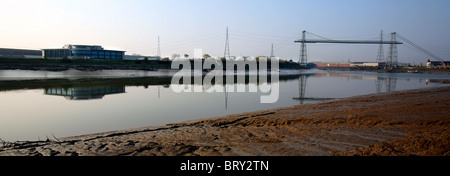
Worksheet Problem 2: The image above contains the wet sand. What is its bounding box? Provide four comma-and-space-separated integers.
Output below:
1, 86, 449, 156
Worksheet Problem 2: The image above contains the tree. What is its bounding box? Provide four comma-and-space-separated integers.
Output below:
61, 56, 72, 63
171, 54, 180, 59
203, 54, 211, 59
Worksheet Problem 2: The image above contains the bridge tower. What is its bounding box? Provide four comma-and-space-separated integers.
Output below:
299, 31, 307, 67
387, 32, 398, 67
295, 30, 402, 68
376, 30, 385, 63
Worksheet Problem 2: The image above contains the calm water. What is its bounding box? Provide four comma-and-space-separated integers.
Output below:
0, 69, 449, 141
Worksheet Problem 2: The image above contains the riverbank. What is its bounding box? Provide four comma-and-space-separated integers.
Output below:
1, 86, 449, 156
0, 58, 302, 71
317, 66, 450, 75
0, 58, 171, 71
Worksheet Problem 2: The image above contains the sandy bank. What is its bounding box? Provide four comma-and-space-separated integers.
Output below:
1, 86, 449, 156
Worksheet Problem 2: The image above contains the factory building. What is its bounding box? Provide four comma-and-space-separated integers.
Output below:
0, 48, 42, 58
427, 59, 450, 67
350, 62, 381, 67
311, 61, 383, 68
123, 55, 161, 60
42, 45, 125, 59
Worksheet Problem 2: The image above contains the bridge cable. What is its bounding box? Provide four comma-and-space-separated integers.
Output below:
305, 31, 331, 40
396, 33, 446, 61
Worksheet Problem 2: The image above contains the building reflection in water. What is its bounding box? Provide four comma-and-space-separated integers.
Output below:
1, 71, 418, 104
39, 73, 400, 103
44, 86, 125, 100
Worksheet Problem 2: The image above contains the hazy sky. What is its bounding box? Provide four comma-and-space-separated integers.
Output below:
0, 0, 449, 63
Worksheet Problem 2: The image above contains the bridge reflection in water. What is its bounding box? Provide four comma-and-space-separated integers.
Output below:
45, 86, 125, 100
0, 72, 435, 106
293, 73, 399, 105
30, 73, 399, 104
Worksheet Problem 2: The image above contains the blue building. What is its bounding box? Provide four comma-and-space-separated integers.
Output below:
42, 44, 125, 59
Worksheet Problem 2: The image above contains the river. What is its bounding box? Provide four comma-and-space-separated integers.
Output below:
0, 69, 448, 141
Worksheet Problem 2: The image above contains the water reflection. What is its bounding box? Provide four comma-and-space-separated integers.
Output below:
293, 74, 311, 105
45, 86, 125, 100
292, 73, 400, 104
0, 72, 447, 103
0, 70, 449, 141
310, 72, 398, 93
376, 76, 398, 93
12, 71, 441, 110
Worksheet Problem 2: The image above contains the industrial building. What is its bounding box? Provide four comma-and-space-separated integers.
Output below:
0, 48, 42, 58
312, 62, 350, 68
427, 59, 450, 67
123, 55, 160, 60
311, 61, 383, 68
350, 62, 382, 67
42, 44, 125, 59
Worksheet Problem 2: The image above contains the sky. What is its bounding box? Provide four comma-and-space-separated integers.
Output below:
0, 0, 449, 63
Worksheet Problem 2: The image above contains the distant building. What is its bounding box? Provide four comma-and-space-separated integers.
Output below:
0, 48, 42, 58
350, 62, 380, 67
123, 55, 160, 60
311, 62, 350, 68
42, 44, 125, 59
427, 59, 450, 67
311, 61, 384, 68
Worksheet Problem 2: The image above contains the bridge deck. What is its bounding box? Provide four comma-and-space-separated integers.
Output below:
295, 39, 403, 44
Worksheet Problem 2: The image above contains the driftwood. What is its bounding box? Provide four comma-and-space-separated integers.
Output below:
0, 134, 61, 150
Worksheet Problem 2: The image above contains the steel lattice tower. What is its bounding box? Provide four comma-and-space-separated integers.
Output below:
224, 27, 230, 110
270, 43, 275, 58
299, 31, 307, 67
387, 32, 398, 67
376, 30, 385, 63
224, 27, 231, 60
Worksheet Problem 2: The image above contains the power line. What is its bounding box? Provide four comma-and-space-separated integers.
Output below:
229, 29, 294, 39
124, 34, 224, 55
239, 31, 302, 57
121, 31, 224, 51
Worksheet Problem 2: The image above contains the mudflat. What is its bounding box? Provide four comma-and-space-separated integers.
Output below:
1, 86, 449, 156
